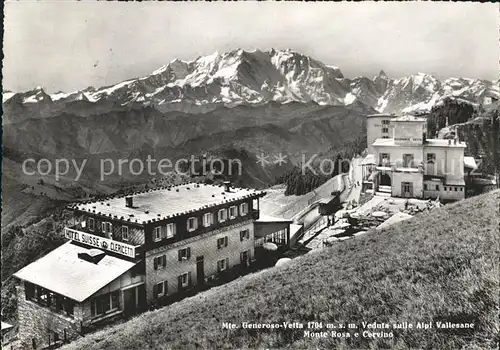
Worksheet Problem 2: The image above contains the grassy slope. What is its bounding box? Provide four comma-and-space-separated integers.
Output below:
66, 191, 499, 350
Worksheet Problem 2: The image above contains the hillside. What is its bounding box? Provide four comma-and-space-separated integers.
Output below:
65, 190, 499, 350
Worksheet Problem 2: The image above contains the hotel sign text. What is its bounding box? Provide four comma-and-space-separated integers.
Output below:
64, 228, 136, 258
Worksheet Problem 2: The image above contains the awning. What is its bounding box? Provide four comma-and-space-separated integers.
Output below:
464, 156, 477, 170
361, 154, 376, 165
255, 215, 293, 223
446, 178, 466, 186
14, 241, 136, 302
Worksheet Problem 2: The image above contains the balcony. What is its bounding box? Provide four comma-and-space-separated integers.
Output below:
376, 161, 423, 173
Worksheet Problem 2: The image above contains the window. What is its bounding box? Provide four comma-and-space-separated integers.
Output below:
424, 184, 428, 191
166, 223, 176, 238
240, 203, 249, 216
178, 247, 191, 261
229, 206, 237, 219
218, 209, 228, 222
402, 154, 414, 168
217, 236, 229, 249
444, 186, 447, 191
460, 187, 463, 191
379, 153, 390, 165
436, 185, 440, 191
90, 291, 119, 318
187, 217, 198, 232
27, 284, 75, 317
217, 258, 229, 272
178, 272, 191, 290
454, 187, 457, 192
426, 153, 436, 164
154, 227, 162, 242
154, 281, 168, 298
153, 255, 166, 270
382, 120, 390, 125
240, 229, 250, 241
240, 250, 251, 265
266, 229, 287, 246
102, 222, 112, 234
382, 136, 389, 139
382, 127, 389, 133
217, 236, 228, 249
88, 218, 95, 232
121, 226, 129, 241
203, 213, 212, 227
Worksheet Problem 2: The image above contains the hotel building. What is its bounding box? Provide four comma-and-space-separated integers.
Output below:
362, 114, 470, 201
14, 182, 292, 349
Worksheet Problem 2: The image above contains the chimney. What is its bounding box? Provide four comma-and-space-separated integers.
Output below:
125, 196, 133, 208
223, 181, 231, 192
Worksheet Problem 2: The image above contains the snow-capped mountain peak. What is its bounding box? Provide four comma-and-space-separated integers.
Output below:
3, 49, 498, 118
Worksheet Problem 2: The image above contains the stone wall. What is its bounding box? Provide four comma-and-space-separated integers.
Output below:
17, 284, 82, 349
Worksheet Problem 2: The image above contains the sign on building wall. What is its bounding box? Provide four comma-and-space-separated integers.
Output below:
64, 228, 136, 258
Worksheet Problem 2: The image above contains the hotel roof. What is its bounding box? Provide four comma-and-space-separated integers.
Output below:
372, 138, 466, 148
14, 242, 136, 302
425, 139, 467, 148
391, 115, 427, 122
255, 214, 293, 223
366, 113, 395, 118
71, 183, 266, 225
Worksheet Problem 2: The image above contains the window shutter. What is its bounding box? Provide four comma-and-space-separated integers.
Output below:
188, 272, 192, 286
240, 231, 243, 241
164, 281, 168, 295
102, 222, 106, 232
217, 239, 221, 249
162, 255, 166, 267
224, 236, 228, 247
153, 283, 158, 298
177, 275, 182, 291
153, 258, 158, 270
187, 247, 191, 259
178, 250, 182, 262
109, 223, 113, 234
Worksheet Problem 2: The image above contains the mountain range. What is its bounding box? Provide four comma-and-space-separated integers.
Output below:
3, 48, 499, 124
2, 48, 498, 230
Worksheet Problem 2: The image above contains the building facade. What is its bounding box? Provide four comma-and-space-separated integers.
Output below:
362, 115, 467, 201
14, 182, 290, 349
366, 113, 396, 154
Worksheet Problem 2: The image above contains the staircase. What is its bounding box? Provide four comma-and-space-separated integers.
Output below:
376, 185, 392, 197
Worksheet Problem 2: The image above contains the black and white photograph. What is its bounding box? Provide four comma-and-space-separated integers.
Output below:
1, 1, 499, 349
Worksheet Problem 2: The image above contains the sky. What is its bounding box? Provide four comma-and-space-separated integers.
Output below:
3, 1, 499, 93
